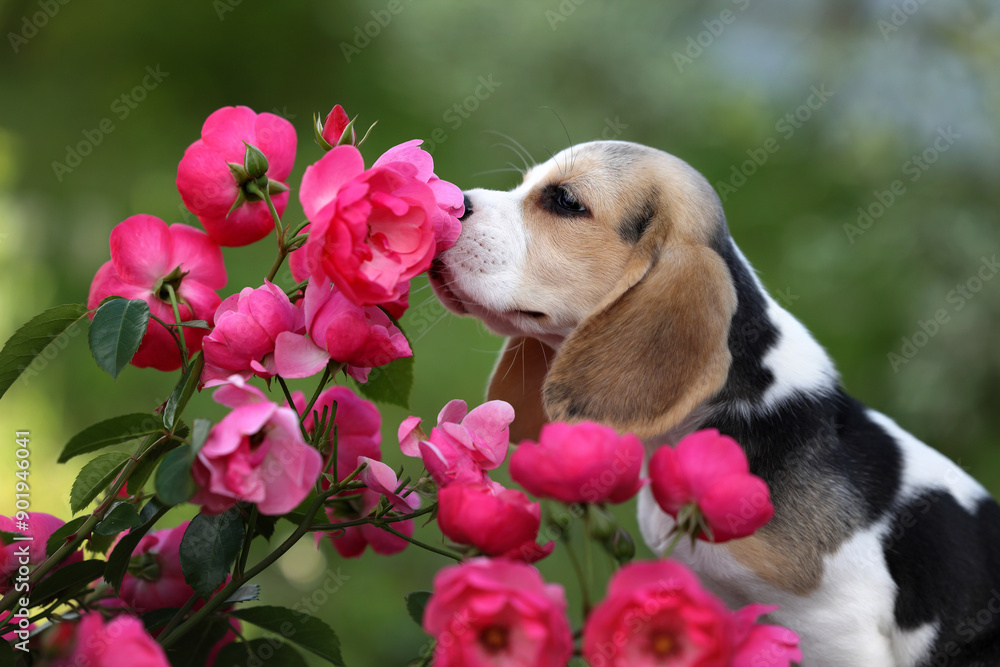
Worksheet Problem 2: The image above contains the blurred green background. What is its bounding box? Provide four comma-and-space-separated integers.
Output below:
1, 0, 999, 664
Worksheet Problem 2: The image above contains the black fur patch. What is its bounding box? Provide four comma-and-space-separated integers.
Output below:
617, 197, 656, 244
709, 234, 778, 404
884, 493, 1000, 665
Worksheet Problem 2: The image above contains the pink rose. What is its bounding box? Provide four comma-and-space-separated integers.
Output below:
437, 481, 553, 562
398, 399, 514, 486
583, 560, 733, 667
323, 489, 415, 558
649, 429, 774, 543
117, 521, 216, 612
0, 512, 82, 595
731, 604, 803, 667
357, 456, 420, 512
87, 214, 226, 371
177, 106, 296, 247
47, 613, 170, 667
295, 385, 382, 487
201, 282, 302, 387
373, 139, 464, 255
273, 278, 411, 381
510, 421, 645, 505
320, 104, 355, 147
190, 376, 323, 515
423, 558, 573, 667
294, 145, 438, 305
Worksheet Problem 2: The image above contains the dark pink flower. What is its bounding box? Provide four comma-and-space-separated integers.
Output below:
649, 429, 774, 543
510, 421, 645, 505
201, 281, 302, 387
47, 612, 170, 667
87, 214, 226, 371
437, 481, 553, 562
373, 139, 464, 255
583, 560, 734, 667
398, 399, 514, 487
0, 512, 82, 595
273, 278, 411, 381
321, 104, 355, 147
294, 145, 438, 305
116, 521, 213, 613
177, 106, 296, 247
322, 489, 415, 558
295, 385, 382, 487
424, 558, 573, 667
190, 376, 322, 515
731, 604, 803, 667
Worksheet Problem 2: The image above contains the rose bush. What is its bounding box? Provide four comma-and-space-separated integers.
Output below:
0, 103, 801, 667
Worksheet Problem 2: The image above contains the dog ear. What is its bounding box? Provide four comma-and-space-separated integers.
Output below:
542, 241, 736, 438
488, 336, 555, 443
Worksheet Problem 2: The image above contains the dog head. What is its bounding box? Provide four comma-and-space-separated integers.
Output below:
429, 140, 738, 441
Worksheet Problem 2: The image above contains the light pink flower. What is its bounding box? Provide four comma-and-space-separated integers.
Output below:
87, 214, 226, 372
190, 376, 322, 515
510, 421, 645, 505
321, 104, 355, 147
583, 560, 734, 667
437, 481, 553, 563
649, 429, 774, 543
201, 281, 302, 387
47, 613, 170, 667
294, 145, 438, 305
0, 513, 82, 595
398, 399, 514, 487
357, 456, 420, 512
273, 278, 411, 381
373, 139, 464, 255
731, 604, 803, 667
424, 558, 573, 667
177, 106, 296, 247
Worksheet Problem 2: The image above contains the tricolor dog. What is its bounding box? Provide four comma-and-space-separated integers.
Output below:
428, 140, 1000, 666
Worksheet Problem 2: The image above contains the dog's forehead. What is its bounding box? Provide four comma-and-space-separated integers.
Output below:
519, 141, 653, 190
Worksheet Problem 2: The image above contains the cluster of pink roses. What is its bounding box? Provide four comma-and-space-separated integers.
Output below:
411, 422, 798, 666
7, 101, 802, 665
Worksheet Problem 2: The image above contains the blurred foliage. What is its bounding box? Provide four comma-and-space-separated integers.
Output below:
1, 0, 999, 664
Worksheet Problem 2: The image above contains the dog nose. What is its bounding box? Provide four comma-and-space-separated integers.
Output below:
459, 194, 473, 221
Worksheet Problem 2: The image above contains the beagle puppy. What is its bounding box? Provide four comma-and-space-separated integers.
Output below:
428, 141, 1000, 666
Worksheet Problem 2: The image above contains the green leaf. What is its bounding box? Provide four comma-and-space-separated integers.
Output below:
0, 303, 88, 401
405, 591, 432, 627
232, 606, 344, 666
104, 501, 170, 592
179, 508, 245, 599
30, 559, 107, 607
215, 639, 309, 667
59, 412, 162, 463
191, 418, 212, 454
128, 431, 184, 495
155, 444, 195, 506
164, 616, 232, 667
70, 452, 131, 513
88, 298, 150, 380
46, 516, 88, 557
163, 351, 204, 430
95, 502, 142, 536
354, 354, 413, 409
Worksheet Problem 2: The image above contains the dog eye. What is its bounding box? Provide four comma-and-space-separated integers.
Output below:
556, 188, 587, 214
